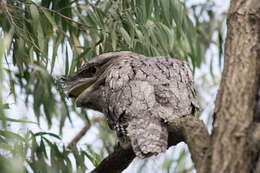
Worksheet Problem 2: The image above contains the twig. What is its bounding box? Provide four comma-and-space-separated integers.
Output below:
31, 1, 91, 30
67, 116, 103, 149
67, 123, 90, 149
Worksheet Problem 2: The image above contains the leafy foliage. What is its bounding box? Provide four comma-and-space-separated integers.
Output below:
0, 0, 225, 172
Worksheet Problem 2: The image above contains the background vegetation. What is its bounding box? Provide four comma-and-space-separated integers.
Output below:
0, 0, 226, 172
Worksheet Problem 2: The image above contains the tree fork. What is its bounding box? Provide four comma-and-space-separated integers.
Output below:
91, 116, 209, 173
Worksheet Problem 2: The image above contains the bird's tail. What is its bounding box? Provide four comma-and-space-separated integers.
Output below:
127, 117, 168, 158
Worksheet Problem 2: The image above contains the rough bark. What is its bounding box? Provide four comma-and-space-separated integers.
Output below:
91, 147, 135, 173
167, 116, 210, 172
208, 0, 260, 173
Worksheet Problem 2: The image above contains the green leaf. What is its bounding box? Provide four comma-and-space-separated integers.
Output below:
30, 4, 45, 54
111, 30, 117, 51
40, 138, 48, 159
160, 0, 171, 26
51, 34, 63, 73
37, 24, 45, 54
83, 145, 102, 167
210, 57, 215, 80
218, 31, 223, 69
136, 0, 147, 24
41, 8, 58, 30
33, 132, 61, 140
29, 47, 34, 64
120, 27, 132, 48
65, 46, 69, 75
30, 4, 40, 27
0, 117, 36, 124
136, 28, 145, 41
146, 0, 153, 19
86, 8, 101, 28
0, 130, 24, 141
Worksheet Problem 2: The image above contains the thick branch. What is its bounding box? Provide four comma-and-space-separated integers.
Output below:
91, 116, 209, 173
168, 116, 210, 172
91, 147, 135, 173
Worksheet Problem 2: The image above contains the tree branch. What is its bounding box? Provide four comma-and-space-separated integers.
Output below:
167, 116, 210, 172
91, 116, 210, 173
91, 147, 135, 173
67, 117, 102, 149
67, 124, 91, 149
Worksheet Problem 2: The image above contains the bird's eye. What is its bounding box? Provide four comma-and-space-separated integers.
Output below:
79, 66, 98, 78
88, 66, 97, 74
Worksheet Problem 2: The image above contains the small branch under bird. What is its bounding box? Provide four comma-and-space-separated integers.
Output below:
61, 51, 199, 158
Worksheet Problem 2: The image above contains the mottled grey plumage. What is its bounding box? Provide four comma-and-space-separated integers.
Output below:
61, 51, 199, 158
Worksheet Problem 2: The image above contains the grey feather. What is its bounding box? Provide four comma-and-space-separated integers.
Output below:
61, 51, 199, 158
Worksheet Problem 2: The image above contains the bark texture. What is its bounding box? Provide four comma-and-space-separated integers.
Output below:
208, 0, 260, 172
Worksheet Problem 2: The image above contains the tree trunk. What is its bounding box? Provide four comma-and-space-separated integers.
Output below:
204, 0, 260, 172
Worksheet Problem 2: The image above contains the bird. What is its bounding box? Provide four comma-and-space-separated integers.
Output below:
61, 51, 199, 159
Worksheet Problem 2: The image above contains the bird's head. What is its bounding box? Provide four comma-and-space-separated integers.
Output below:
60, 51, 135, 108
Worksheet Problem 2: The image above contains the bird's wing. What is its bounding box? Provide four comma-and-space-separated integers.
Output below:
151, 57, 200, 121
104, 56, 199, 123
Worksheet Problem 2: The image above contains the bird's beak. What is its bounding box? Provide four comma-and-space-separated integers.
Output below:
75, 76, 105, 107
66, 77, 97, 98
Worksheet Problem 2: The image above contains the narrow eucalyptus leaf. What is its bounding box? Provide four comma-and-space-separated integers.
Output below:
33, 132, 61, 140
120, 27, 132, 48
111, 30, 117, 51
